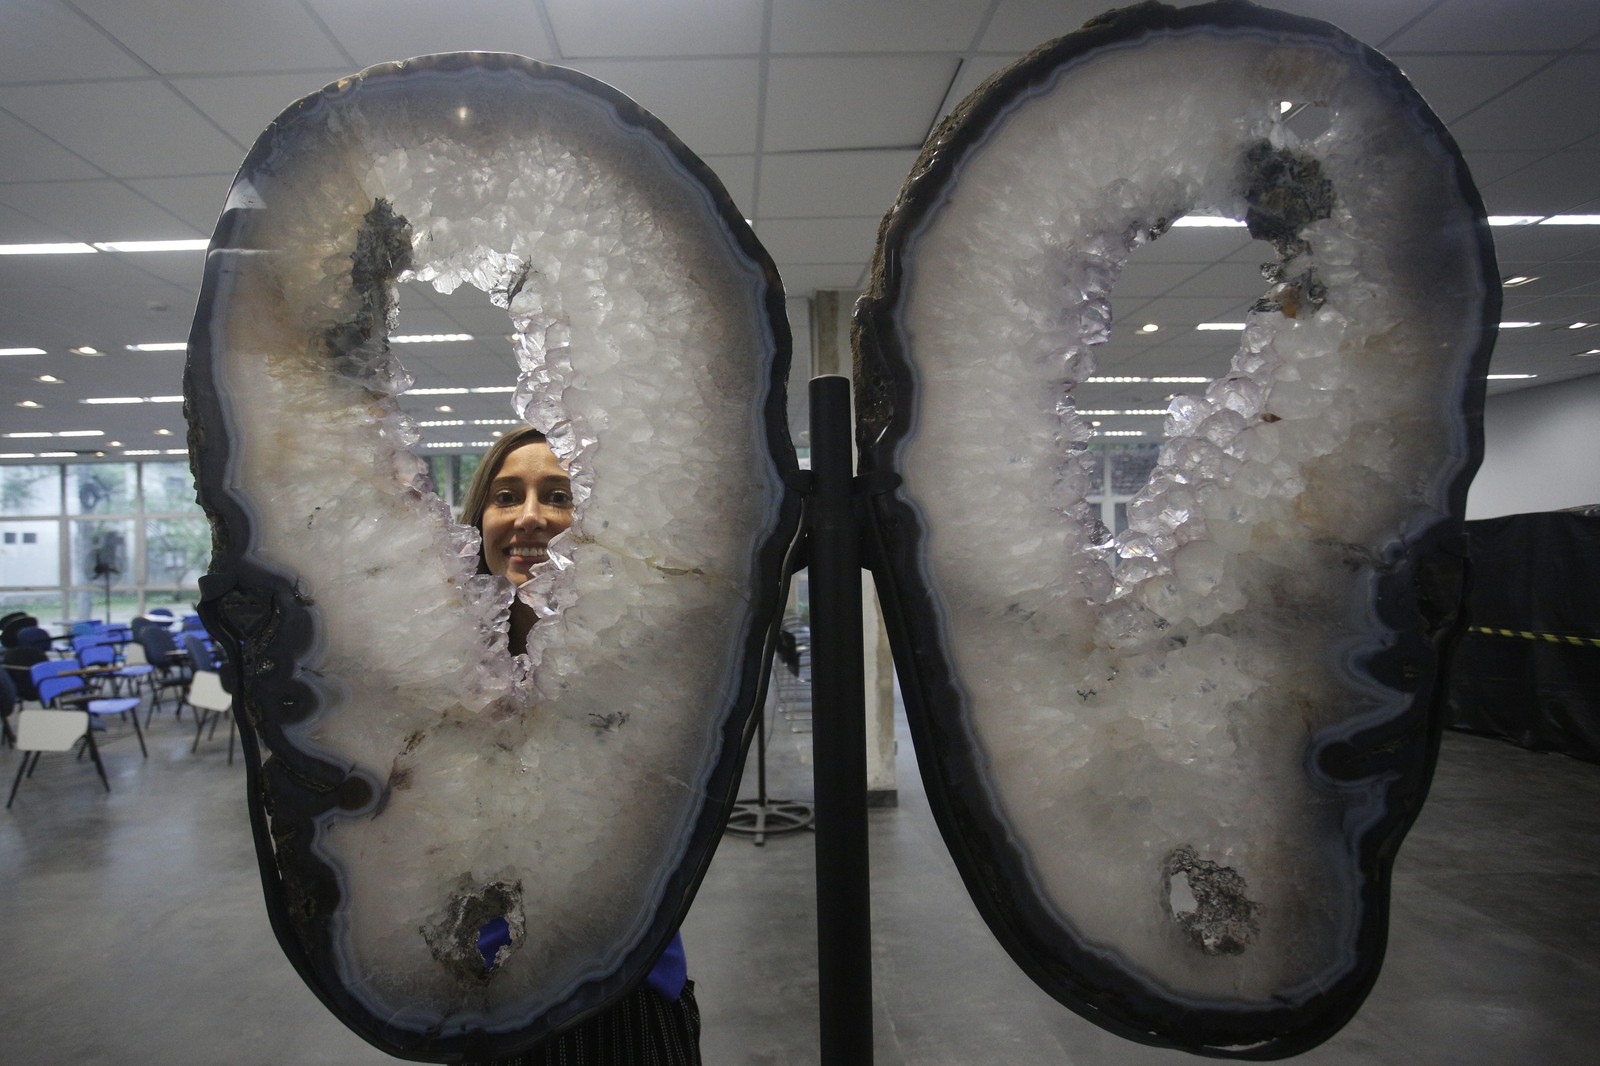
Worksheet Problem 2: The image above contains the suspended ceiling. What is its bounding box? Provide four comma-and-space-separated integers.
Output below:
0, 0, 1596, 455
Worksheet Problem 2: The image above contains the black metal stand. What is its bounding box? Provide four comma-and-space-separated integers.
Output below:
806, 375, 873, 1065
725, 690, 814, 844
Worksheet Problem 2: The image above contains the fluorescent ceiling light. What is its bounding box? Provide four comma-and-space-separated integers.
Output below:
420, 441, 465, 449
391, 333, 473, 343
162, 448, 188, 455
1487, 216, 1542, 226
1499, 321, 1541, 329
0, 242, 96, 255
0, 452, 39, 459
1171, 217, 1247, 228
1576, 349, 1600, 357
94, 239, 209, 252
0, 347, 47, 356
81, 397, 146, 404
1197, 322, 1248, 330
408, 387, 470, 395
126, 342, 187, 352
37, 451, 74, 458
35, 374, 61, 383
4, 432, 51, 439
472, 418, 522, 425
1567, 322, 1593, 330
57, 430, 104, 437
1084, 376, 1148, 383
1096, 430, 1145, 437
124, 449, 160, 456
1486, 373, 1537, 379
16, 400, 41, 408
1501, 275, 1538, 287
418, 419, 465, 427
1151, 376, 1212, 383
469, 385, 516, 393
149, 396, 184, 403
1540, 215, 1600, 225
71, 346, 104, 356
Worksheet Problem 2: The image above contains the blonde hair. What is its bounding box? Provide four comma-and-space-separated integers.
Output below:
457, 427, 548, 574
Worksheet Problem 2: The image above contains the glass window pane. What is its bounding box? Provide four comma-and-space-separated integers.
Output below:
0, 465, 61, 516
0, 588, 64, 622
0, 518, 59, 586
66, 588, 146, 625
1109, 444, 1161, 496
144, 517, 210, 590
67, 464, 136, 515
69, 518, 136, 587
141, 461, 202, 514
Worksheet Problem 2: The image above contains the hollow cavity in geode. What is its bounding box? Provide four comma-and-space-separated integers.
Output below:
855, 0, 1496, 1057
186, 53, 795, 1060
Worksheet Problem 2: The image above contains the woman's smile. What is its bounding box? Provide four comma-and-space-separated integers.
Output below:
481, 440, 574, 586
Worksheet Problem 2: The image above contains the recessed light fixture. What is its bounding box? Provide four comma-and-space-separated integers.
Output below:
94, 239, 209, 252
0, 242, 96, 255
1279, 100, 1293, 114
71, 346, 104, 356
34, 374, 61, 383
1138, 323, 1160, 334
1576, 349, 1600, 357
1171, 217, 1247, 228
1501, 275, 1538, 287
16, 399, 41, 408
154, 428, 173, 436
1568, 322, 1594, 330
107, 440, 123, 447
126, 342, 187, 352
436, 404, 454, 413
1090, 420, 1103, 427
0, 347, 47, 356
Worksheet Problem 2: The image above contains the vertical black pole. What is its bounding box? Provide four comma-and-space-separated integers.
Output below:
807, 374, 872, 1065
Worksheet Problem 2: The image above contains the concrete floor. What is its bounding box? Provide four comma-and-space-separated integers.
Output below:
1, 691, 1596, 1065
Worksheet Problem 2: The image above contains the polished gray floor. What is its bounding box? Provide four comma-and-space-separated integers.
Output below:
2, 689, 1596, 1065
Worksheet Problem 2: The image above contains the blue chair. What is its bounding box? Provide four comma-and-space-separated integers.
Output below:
1, 613, 37, 647
32, 660, 146, 760
180, 614, 205, 632
138, 626, 190, 722
7, 708, 99, 806
14, 626, 52, 653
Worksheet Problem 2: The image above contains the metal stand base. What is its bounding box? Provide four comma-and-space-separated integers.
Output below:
725, 797, 814, 845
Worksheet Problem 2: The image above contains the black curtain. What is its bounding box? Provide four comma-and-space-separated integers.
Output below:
1445, 510, 1600, 762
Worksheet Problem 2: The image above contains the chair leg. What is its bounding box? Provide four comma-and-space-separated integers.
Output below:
7, 754, 31, 807
84, 729, 110, 793
192, 709, 209, 753
228, 721, 236, 766
129, 707, 148, 759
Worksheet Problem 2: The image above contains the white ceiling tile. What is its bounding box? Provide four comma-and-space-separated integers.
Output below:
1136, 228, 1255, 265
0, 199, 66, 243
1260, 0, 1438, 48
754, 217, 879, 265
1481, 152, 1600, 216
1461, 150, 1555, 189
779, 263, 866, 296
978, 0, 1118, 53
69, 0, 349, 76
170, 72, 352, 147
757, 150, 918, 218
125, 175, 238, 235
0, 80, 246, 178
543, 0, 764, 58
1384, 0, 1600, 51
1112, 261, 1203, 299
0, 180, 203, 242
1162, 261, 1279, 301
1391, 54, 1550, 126
770, 0, 989, 53
573, 59, 760, 156
0, 110, 103, 183
1442, 55, 1600, 152
305, 0, 555, 69
1493, 224, 1600, 262
0, 0, 149, 82
765, 56, 956, 152
701, 156, 757, 218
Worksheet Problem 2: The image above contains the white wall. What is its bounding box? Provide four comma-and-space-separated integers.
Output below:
1466, 373, 1600, 519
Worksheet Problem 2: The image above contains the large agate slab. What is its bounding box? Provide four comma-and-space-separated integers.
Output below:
854, 1, 1497, 1056
184, 54, 797, 1060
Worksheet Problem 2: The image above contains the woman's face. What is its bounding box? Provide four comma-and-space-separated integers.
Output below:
480, 440, 574, 586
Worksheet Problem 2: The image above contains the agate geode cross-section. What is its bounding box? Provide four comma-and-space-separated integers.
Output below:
184, 54, 798, 1061
855, 1, 1499, 1057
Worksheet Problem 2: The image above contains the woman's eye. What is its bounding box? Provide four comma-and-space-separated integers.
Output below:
548, 490, 573, 507
492, 490, 517, 506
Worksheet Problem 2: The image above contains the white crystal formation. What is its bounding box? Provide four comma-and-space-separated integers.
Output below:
194, 56, 785, 1042
880, 17, 1490, 1019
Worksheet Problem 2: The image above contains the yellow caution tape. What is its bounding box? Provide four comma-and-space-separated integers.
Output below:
1468, 626, 1600, 648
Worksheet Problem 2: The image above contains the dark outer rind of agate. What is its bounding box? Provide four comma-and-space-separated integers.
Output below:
852, 1, 1498, 1058
185, 52, 801, 1063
